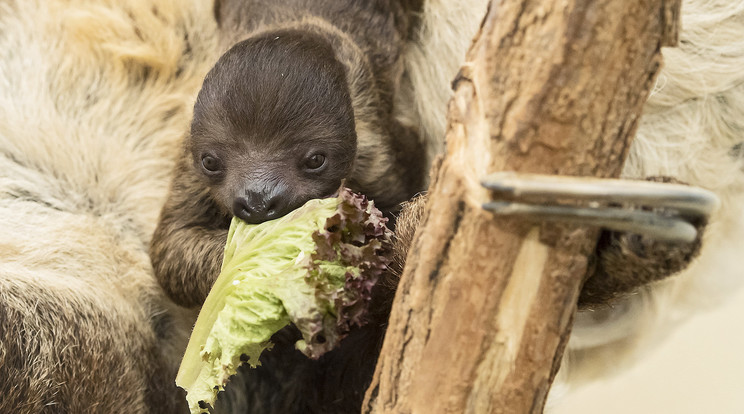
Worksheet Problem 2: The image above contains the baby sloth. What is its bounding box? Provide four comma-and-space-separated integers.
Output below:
151, 3, 423, 412
151, 1, 423, 309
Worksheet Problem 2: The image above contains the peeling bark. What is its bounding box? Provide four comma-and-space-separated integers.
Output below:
364, 0, 680, 413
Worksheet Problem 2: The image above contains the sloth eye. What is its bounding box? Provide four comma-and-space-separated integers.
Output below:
304, 154, 326, 171
201, 155, 222, 174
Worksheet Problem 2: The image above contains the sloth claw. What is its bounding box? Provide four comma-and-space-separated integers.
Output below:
481, 172, 719, 243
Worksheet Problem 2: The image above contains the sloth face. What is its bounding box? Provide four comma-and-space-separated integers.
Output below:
189, 29, 357, 223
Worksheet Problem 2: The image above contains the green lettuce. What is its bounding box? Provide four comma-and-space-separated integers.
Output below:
175, 188, 392, 413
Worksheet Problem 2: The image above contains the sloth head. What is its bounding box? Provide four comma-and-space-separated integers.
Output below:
190, 29, 357, 224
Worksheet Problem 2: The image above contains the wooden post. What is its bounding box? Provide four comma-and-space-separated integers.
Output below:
364, 0, 681, 413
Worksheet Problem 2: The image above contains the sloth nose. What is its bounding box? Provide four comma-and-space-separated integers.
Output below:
232, 191, 287, 224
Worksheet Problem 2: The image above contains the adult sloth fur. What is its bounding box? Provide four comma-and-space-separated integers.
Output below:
0, 1, 221, 412
0, 0, 743, 413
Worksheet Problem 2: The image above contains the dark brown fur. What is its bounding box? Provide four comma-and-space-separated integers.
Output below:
151, 0, 424, 309
150, 1, 424, 413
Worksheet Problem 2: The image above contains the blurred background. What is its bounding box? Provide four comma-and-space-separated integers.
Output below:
554, 286, 744, 413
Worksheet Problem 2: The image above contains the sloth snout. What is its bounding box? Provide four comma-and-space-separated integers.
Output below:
233, 190, 288, 224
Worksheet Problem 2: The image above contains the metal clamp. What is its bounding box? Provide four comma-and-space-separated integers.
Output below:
481, 172, 719, 243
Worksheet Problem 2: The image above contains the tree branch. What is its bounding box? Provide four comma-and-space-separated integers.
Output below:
364, 0, 681, 412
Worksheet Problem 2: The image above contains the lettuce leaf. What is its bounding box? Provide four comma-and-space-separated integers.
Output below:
175, 188, 391, 413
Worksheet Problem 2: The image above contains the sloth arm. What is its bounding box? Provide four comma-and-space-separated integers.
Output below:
150, 154, 230, 308
578, 218, 703, 307
578, 175, 706, 307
